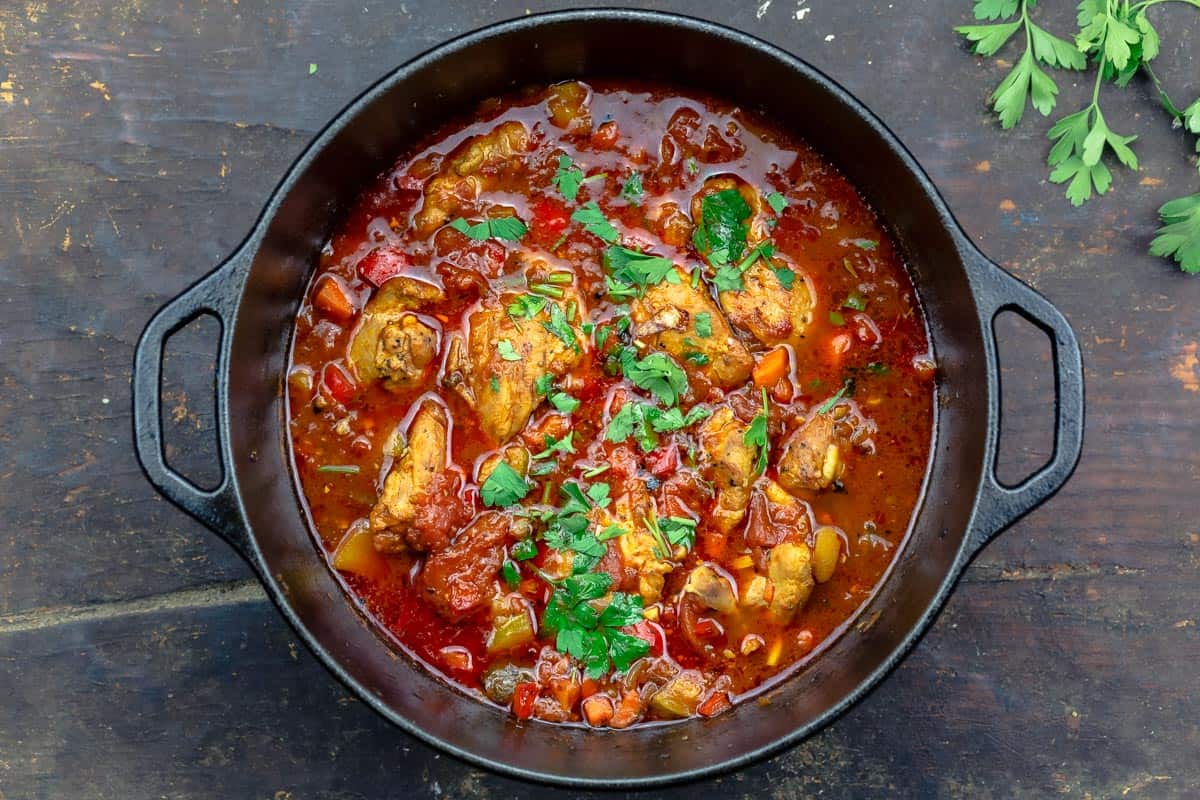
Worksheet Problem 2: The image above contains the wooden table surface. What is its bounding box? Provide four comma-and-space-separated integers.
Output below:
2, 1, 1198, 797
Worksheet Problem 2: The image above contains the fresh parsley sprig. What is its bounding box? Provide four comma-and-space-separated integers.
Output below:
957, 0, 1200, 272
541, 573, 650, 679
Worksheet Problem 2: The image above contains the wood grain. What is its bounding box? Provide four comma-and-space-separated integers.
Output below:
1, 0, 1197, 797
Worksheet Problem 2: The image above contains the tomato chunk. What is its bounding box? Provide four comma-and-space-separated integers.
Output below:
357, 246, 412, 287
512, 681, 539, 720
322, 363, 357, 405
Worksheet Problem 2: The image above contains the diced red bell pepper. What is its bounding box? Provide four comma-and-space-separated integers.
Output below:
630, 620, 665, 657
322, 363, 357, 405
645, 443, 679, 478
512, 681, 539, 720
532, 198, 569, 238
357, 246, 412, 287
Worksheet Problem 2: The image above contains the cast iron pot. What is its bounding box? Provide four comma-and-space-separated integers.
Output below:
132, 9, 1084, 788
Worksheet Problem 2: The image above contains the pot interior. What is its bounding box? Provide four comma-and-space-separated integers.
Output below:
224, 11, 988, 785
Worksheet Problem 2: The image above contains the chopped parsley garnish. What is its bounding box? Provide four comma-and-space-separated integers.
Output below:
511, 538, 539, 561
843, 291, 868, 311
586, 482, 611, 509
660, 515, 698, 552
571, 202, 619, 244
684, 351, 710, 366
685, 157, 700, 175
815, 381, 852, 415
603, 246, 680, 289
549, 391, 580, 413
619, 350, 689, 406
596, 523, 628, 541
498, 339, 522, 361
620, 172, 644, 205
866, 361, 890, 375
541, 302, 579, 352
582, 464, 610, 479
606, 401, 710, 451
480, 461, 530, 507
535, 373, 554, 396
317, 464, 360, 474
449, 215, 527, 242
553, 155, 584, 202
507, 294, 547, 319
766, 191, 788, 215
773, 265, 797, 290
489, 376, 500, 393
501, 561, 521, 588
692, 188, 751, 266
533, 432, 576, 460
850, 238, 878, 250
743, 387, 770, 475
604, 275, 639, 300
695, 312, 713, 338
829, 310, 846, 327
541, 573, 650, 679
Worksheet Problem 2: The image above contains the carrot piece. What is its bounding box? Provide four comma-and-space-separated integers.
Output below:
581, 694, 614, 727
697, 691, 732, 718
753, 347, 790, 387
609, 690, 642, 729
313, 277, 354, 321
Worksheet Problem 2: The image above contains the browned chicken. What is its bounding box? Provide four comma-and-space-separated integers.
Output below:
348, 276, 443, 389
413, 121, 531, 236
739, 540, 815, 624
443, 289, 584, 444
777, 412, 842, 494
369, 399, 452, 553
631, 268, 753, 389
696, 405, 756, 534
595, 480, 677, 605
691, 175, 815, 348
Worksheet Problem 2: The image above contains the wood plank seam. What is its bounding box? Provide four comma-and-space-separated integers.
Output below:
0, 578, 265, 635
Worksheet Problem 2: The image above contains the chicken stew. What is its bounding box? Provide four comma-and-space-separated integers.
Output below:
287, 80, 935, 727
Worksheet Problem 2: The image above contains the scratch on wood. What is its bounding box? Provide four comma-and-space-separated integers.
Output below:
0, 578, 265, 635
963, 563, 1146, 584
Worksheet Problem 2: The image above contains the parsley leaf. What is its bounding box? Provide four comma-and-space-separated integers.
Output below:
766, 191, 788, 215
533, 432, 576, 460
507, 294, 547, 320
480, 462, 529, 507
498, 339, 522, 361
553, 154, 584, 202
540, 302, 579, 353
660, 516, 698, 551
1150, 193, 1200, 274
603, 246, 680, 289
550, 391, 581, 413
620, 350, 689, 405
512, 538, 538, 560
571, 202, 620, 243
449, 215, 527, 242
692, 188, 751, 266
535, 373, 554, 396
606, 401, 710, 451
541, 573, 649, 679
501, 561, 520, 588
620, 172, 644, 205
773, 265, 797, 290
695, 312, 713, 338
743, 387, 770, 476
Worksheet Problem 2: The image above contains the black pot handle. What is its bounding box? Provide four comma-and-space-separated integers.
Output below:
963, 247, 1084, 553
132, 246, 253, 557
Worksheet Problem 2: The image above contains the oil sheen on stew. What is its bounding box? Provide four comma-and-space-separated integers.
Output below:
288, 80, 935, 728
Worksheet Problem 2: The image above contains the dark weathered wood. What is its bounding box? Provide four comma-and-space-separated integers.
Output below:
1, 0, 1198, 797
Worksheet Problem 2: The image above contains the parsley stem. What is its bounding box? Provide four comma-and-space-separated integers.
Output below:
530, 283, 565, 298
546, 272, 574, 284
